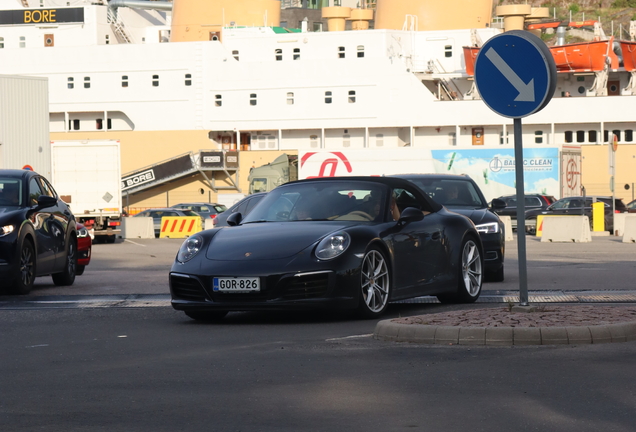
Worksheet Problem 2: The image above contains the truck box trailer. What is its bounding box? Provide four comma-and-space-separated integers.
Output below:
51, 140, 122, 242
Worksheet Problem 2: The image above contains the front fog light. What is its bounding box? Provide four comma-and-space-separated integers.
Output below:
177, 235, 203, 263
315, 232, 350, 260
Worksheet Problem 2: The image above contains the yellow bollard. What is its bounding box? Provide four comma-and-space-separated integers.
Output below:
591, 201, 605, 232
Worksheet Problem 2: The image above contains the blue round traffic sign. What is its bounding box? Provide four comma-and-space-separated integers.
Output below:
474, 30, 556, 118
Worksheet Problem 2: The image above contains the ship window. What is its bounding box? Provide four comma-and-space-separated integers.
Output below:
107, 119, 112, 130
338, 46, 345, 58
343, 134, 350, 147
500, 131, 509, 145
0, 37, 4, 48
96, 119, 103, 130
313, 22, 323, 32
268, 136, 276, 149
232, 50, 239, 61
325, 91, 332, 104
105, 34, 110, 45
577, 86, 585, 94
564, 131, 573, 143
534, 130, 543, 144
376, 134, 384, 147
348, 90, 356, 103
185, 74, 192, 86
275, 49, 283, 61
215, 94, 222, 107
604, 130, 609, 142
357, 45, 364, 58
84, 77, 90, 89
310, 135, 318, 148
625, 130, 634, 142
19, 36, 25, 48
613, 130, 621, 142
449, 132, 457, 146
67, 77, 74, 89
152, 75, 159, 87
122, 75, 128, 87
293, 48, 300, 60
250, 93, 257, 106
69, 119, 80, 131
588, 130, 597, 143
576, 130, 585, 143
287, 92, 294, 105
444, 45, 452, 58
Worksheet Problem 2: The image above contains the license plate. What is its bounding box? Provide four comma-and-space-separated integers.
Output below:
213, 277, 260, 292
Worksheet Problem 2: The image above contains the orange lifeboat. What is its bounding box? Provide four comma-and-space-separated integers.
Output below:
462, 46, 479, 76
620, 40, 636, 72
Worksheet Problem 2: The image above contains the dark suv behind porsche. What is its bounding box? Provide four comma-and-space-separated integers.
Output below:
494, 194, 556, 230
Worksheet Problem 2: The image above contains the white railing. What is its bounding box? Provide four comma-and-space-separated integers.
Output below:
107, 7, 135, 44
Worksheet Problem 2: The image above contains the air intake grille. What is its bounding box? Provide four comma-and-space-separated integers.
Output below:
170, 275, 208, 302
282, 273, 330, 300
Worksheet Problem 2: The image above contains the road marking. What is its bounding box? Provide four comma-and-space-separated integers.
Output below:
124, 239, 146, 247
485, 47, 535, 102
326, 334, 373, 341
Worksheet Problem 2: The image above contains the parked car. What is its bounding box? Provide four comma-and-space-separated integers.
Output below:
627, 199, 636, 213
213, 193, 267, 227
393, 173, 505, 282
133, 208, 200, 237
0, 169, 78, 294
170, 176, 484, 321
76, 222, 92, 275
524, 196, 628, 234
493, 194, 556, 229
170, 202, 227, 222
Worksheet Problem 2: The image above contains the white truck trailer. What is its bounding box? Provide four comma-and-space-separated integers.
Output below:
51, 140, 122, 243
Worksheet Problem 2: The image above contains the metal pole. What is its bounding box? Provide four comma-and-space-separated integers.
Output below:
514, 118, 529, 306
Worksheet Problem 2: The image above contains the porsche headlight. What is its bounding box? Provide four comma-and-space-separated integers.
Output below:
315, 232, 350, 260
0, 225, 14, 237
77, 227, 89, 238
475, 222, 499, 234
177, 235, 204, 263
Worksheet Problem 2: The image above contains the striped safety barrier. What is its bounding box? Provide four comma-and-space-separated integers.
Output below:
159, 216, 202, 238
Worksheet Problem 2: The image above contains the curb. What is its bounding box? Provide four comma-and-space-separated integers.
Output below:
373, 320, 636, 346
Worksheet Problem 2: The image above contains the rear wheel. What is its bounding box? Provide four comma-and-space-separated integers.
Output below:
357, 247, 391, 319
185, 311, 228, 321
52, 237, 77, 286
437, 237, 483, 304
9, 240, 36, 295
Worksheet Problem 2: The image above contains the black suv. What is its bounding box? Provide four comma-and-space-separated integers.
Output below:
394, 174, 506, 282
494, 194, 556, 230
524, 196, 627, 234
0, 169, 78, 294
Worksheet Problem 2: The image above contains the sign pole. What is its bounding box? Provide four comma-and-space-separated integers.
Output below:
513, 117, 529, 306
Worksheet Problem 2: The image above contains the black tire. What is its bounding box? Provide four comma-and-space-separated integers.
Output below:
357, 247, 391, 319
437, 236, 483, 304
76, 265, 85, 276
185, 311, 228, 321
52, 236, 77, 286
8, 240, 36, 295
485, 265, 504, 282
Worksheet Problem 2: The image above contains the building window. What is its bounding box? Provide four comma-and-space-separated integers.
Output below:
0, 37, 4, 48
449, 132, 457, 146
275, 49, 283, 61
67, 77, 74, 89
565, 131, 573, 143
107, 119, 112, 130
293, 48, 300, 60
534, 130, 543, 144
576, 130, 585, 143
588, 130, 597, 143
310, 135, 318, 148
69, 119, 80, 131
348, 90, 356, 103
152, 74, 159, 87
215, 94, 222, 107
343, 134, 350, 147
19, 36, 25, 48
84, 77, 90, 89
444, 45, 452, 58
338, 46, 345, 59
232, 50, 239, 61
313, 22, 323, 32
122, 75, 128, 87
613, 130, 621, 142
96, 119, 103, 130
105, 35, 110, 45
500, 131, 509, 145
357, 45, 364, 58
625, 130, 633, 142
286, 92, 294, 105
603, 130, 609, 142
185, 74, 192, 86
325, 91, 332, 104
250, 93, 257, 106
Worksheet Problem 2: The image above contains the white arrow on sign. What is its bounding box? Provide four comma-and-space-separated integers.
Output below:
485, 47, 535, 102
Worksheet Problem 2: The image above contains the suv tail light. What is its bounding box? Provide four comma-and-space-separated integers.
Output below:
210, 214, 217, 219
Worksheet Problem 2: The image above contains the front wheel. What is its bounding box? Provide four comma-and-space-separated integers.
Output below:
8, 240, 36, 295
437, 237, 483, 304
357, 247, 391, 319
52, 237, 77, 286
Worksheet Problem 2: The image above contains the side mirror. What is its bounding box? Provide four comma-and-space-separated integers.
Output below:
490, 198, 506, 211
398, 207, 425, 224
36, 195, 57, 208
226, 212, 242, 226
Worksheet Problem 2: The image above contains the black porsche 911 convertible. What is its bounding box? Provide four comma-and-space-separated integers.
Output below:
170, 176, 484, 321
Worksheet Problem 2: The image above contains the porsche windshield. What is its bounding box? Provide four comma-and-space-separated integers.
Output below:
242, 181, 388, 223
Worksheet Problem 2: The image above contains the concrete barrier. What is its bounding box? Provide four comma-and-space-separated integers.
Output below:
204, 219, 215, 230
622, 215, 636, 243
159, 216, 202, 238
499, 216, 514, 241
614, 213, 636, 237
541, 216, 592, 243
121, 217, 154, 239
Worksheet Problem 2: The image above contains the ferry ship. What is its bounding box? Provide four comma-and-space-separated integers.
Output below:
0, 0, 634, 207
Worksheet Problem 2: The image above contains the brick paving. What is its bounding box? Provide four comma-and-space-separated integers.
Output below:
392, 305, 636, 327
